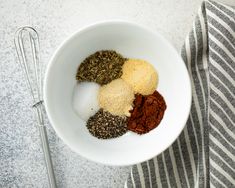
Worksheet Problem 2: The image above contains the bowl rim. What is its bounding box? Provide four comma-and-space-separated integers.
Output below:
44, 20, 192, 166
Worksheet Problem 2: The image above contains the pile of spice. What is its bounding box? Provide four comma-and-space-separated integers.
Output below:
74, 50, 167, 139
99, 79, 134, 116
87, 109, 127, 139
76, 50, 126, 85
122, 59, 158, 95
73, 82, 100, 121
127, 91, 166, 134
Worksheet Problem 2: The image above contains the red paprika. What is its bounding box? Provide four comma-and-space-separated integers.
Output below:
127, 91, 166, 134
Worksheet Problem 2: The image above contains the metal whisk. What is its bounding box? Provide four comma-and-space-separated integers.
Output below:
14, 27, 57, 188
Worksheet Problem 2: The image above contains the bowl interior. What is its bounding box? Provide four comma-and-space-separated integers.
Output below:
44, 21, 191, 166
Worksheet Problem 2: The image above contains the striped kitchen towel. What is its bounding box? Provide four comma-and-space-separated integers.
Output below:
125, 1, 235, 187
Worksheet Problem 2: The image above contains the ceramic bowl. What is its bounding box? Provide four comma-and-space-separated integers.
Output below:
44, 21, 191, 166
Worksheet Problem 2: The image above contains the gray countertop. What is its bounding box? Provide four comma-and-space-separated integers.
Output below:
1, 0, 234, 187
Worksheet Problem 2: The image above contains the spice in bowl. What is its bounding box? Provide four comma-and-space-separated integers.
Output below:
127, 91, 166, 134
73, 82, 100, 121
121, 59, 158, 95
76, 50, 126, 85
74, 50, 167, 139
99, 78, 134, 116
87, 109, 127, 139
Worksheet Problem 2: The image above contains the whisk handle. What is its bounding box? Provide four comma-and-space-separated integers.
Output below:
38, 125, 57, 188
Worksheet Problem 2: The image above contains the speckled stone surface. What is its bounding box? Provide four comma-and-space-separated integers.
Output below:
1, 0, 234, 187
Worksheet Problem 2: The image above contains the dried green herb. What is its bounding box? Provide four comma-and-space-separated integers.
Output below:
76, 50, 126, 85
87, 109, 127, 139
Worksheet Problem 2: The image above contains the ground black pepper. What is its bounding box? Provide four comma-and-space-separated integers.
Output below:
87, 109, 127, 139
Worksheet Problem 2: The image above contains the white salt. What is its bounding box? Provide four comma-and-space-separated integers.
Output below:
73, 82, 100, 121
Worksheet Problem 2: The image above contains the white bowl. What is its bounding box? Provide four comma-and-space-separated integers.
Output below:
44, 21, 191, 166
